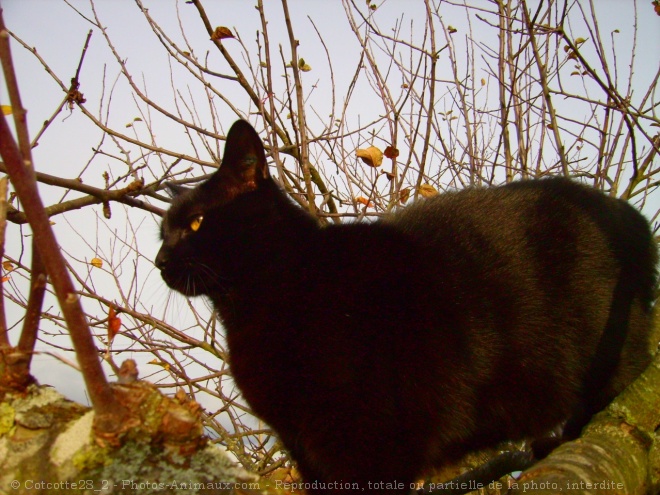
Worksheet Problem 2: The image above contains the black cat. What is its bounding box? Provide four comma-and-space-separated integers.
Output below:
155, 120, 658, 494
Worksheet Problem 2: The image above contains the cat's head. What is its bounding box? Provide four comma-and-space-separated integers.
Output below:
155, 119, 270, 297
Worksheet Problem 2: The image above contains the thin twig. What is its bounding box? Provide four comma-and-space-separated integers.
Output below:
281, 0, 316, 216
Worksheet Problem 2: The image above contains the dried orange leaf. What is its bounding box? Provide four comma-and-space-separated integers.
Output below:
2, 261, 14, 272
356, 146, 384, 168
211, 26, 234, 41
90, 257, 103, 268
384, 145, 399, 159
1, 276, 9, 283
399, 188, 411, 204
1, 105, 12, 116
108, 306, 122, 342
419, 184, 439, 198
355, 196, 374, 207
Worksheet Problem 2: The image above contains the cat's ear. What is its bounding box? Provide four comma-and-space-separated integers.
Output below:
164, 182, 189, 198
213, 120, 270, 192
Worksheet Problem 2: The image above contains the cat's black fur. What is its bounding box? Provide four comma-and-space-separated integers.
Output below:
156, 120, 658, 494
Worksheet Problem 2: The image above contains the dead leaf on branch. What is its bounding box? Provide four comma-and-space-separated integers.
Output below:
90, 257, 103, 269
356, 146, 384, 167
66, 77, 86, 110
108, 306, 122, 343
0, 258, 12, 282
211, 26, 234, 41
419, 184, 439, 198
355, 196, 373, 207
149, 359, 171, 371
384, 146, 399, 159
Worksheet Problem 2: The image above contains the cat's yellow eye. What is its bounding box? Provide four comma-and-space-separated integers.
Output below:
189, 215, 204, 232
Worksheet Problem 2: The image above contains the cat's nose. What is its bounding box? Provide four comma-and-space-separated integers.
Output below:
155, 248, 168, 270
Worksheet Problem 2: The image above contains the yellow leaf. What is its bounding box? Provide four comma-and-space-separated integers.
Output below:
356, 146, 384, 168
481, 78, 486, 86
90, 257, 103, 269
574, 37, 587, 45
148, 359, 170, 371
2, 261, 14, 272
1, 105, 12, 116
298, 58, 312, 72
419, 184, 439, 198
448, 26, 457, 34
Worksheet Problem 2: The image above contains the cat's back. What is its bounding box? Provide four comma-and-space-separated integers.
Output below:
388, 177, 655, 274
381, 177, 657, 452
